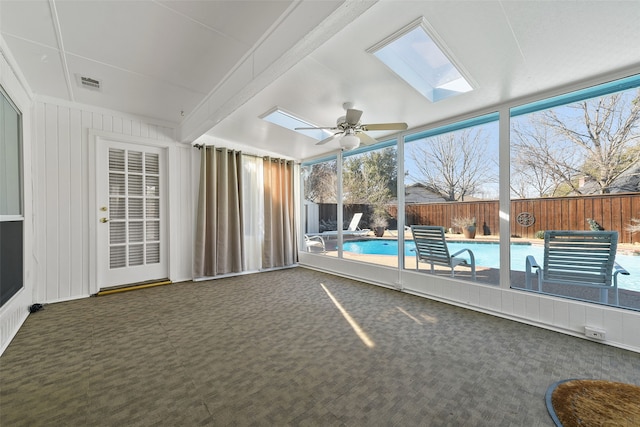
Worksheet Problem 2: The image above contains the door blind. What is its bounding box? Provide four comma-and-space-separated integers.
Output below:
108, 148, 161, 269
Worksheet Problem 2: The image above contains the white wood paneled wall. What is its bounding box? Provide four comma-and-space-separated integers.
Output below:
33, 100, 193, 304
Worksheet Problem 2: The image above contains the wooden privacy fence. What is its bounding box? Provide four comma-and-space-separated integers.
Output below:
318, 193, 640, 244
401, 200, 499, 236
509, 193, 640, 243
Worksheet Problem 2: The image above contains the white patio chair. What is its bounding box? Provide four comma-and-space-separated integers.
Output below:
410, 225, 476, 280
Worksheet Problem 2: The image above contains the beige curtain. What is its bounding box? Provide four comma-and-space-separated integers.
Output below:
263, 157, 297, 268
194, 147, 244, 277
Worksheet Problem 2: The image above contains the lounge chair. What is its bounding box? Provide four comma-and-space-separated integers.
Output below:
322, 213, 370, 237
304, 234, 326, 253
410, 225, 476, 280
525, 230, 629, 305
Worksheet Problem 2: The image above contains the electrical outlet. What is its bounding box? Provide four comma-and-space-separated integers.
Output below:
584, 326, 606, 340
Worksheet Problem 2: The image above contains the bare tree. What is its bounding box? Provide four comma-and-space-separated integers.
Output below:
408, 129, 492, 201
516, 90, 640, 195
303, 161, 337, 203
511, 120, 581, 197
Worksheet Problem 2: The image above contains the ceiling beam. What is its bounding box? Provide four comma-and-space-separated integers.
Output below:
48, 0, 75, 102
177, 0, 378, 143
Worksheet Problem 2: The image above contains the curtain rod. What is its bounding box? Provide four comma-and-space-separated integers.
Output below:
192, 144, 298, 163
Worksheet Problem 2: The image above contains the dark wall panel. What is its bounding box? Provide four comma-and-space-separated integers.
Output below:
1, 221, 23, 306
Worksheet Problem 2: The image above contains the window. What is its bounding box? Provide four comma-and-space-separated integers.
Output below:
302, 158, 338, 254
369, 17, 473, 102
261, 107, 333, 141
341, 144, 399, 267
0, 85, 23, 306
403, 114, 499, 283
510, 77, 640, 309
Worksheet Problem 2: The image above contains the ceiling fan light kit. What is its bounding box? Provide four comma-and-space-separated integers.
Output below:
340, 133, 361, 150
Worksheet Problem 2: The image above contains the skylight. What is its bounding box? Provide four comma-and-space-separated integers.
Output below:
260, 108, 332, 141
368, 18, 473, 102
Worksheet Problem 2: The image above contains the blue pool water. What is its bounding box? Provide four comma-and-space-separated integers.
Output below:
342, 239, 640, 291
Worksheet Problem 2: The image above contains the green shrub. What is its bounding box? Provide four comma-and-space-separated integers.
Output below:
534, 230, 545, 239
587, 218, 604, 231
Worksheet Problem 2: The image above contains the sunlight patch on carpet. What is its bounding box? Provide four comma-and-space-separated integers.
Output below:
321, 283, 375, 348
396, 306, 422, 324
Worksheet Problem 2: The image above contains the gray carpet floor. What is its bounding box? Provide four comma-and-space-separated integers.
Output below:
2, 267, 639, 426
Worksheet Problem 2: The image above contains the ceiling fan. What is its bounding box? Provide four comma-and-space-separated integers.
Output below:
295, 102, 408, 150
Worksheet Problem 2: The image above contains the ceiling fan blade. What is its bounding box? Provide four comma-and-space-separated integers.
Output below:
361, 122, 408, 131
345, 108, 363, 125
316, 132, 341, 145
295, 126, 338, 130
356, 131, 378, 146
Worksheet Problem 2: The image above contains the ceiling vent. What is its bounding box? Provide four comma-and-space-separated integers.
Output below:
76, 74, 102, 91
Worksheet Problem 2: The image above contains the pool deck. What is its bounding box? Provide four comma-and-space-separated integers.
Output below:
313, 229, 640, 310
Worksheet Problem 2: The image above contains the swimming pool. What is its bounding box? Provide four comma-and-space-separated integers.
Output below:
342, 239, 640, 291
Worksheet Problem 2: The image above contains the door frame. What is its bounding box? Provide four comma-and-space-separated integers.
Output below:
88, 130, 177, 295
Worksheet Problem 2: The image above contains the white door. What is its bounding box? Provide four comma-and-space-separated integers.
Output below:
96, 139, 168, 289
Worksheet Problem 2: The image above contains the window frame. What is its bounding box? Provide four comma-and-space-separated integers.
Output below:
0, 84, 24, 308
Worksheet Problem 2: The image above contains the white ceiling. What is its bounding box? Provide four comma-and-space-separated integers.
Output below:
2, 1, 640, 160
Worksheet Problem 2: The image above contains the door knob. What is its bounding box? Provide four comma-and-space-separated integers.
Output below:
100, 218, 109, 223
